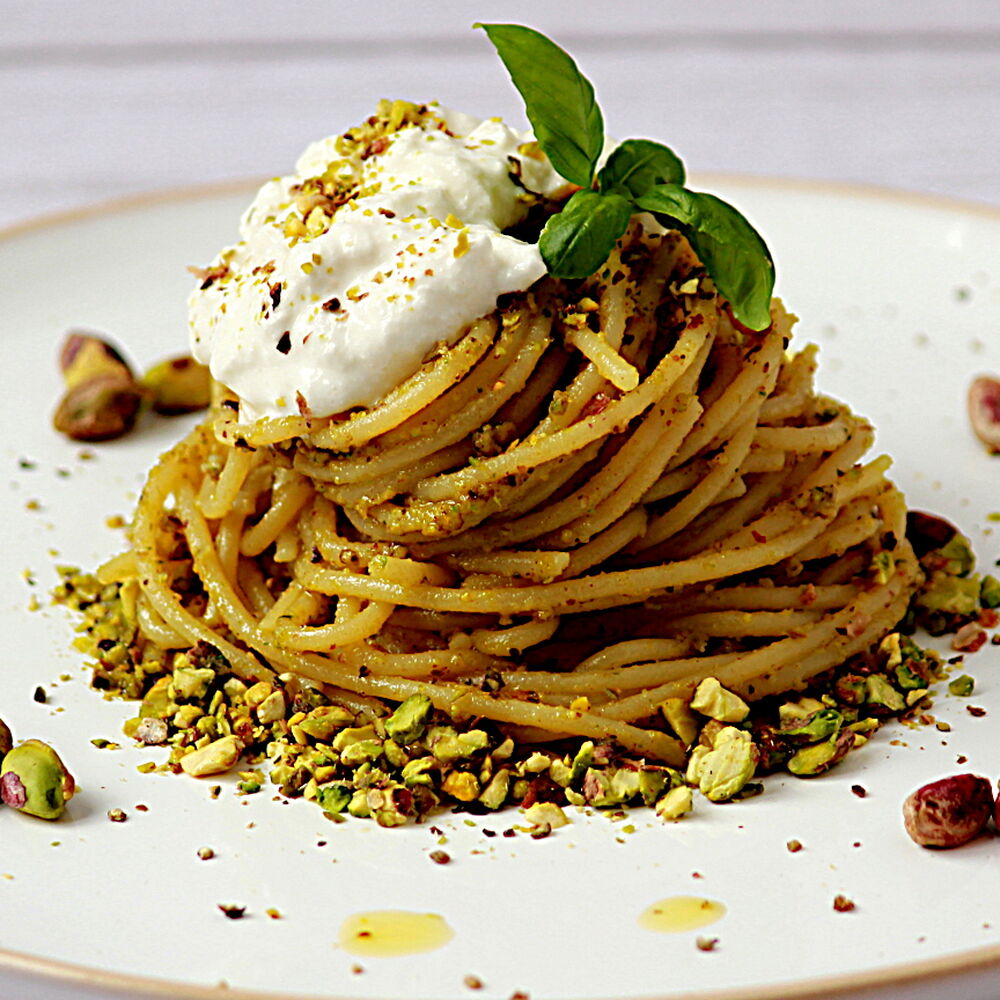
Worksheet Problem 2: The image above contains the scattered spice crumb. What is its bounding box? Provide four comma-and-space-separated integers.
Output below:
967, 706, 987, 717
210, 785, 222, 799
833, 894, 856, 913
135, 803, 148, 812
786, 839, 803, 853
107, 808, 127, 823
463, 974, 484, 990
957, 755, 968, 764
197, 846, 215, 860
32, 686, 46, 704
265, 908, 282, 919
429, 850, 451, 865
696, 936, 719, 951
316, 840, 327, 847
350, 964, 364, 975
851, 784, 867, 798
218, 904, 246, 920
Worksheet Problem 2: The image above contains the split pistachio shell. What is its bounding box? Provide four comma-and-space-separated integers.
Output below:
0, 719, 11, 761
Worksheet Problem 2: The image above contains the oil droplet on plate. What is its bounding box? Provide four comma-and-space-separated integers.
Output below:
338, 910, 454, 957
639, 896, 726, 933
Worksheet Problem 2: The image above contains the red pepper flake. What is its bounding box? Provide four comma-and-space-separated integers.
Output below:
429, 850, 451, 865
351, 964, 364, 975
321, 297, 342, 313
377, 207, 396, 219
134, 803, 149, 812
967, 705, 987, 717
464, 975, 484, 990
695, 936, 719, 951
276, 331, 292, 355
786, 839, 803, 853
218, 904, 246, 920
268, 282, 282, 310
851, 784, 867, 798
751, 530, 767, 543
833, 894, 856, 913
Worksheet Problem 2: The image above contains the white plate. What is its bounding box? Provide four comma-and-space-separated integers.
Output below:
1, 179, 999, 1000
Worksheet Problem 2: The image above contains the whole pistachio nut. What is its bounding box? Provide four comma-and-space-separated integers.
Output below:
141, 355, 212, 415
59, 331, 132, 386
903, 773, 993, 848
967, 375, 1000, 453
53, 372, 144, 442
0, 718, 12, 761
0, 739, 76, 820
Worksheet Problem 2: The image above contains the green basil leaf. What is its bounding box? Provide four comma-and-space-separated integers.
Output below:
539, 189, 633, 279
597, 139, 685, 198
475, 22, 604, 188
636, 184, 775, 330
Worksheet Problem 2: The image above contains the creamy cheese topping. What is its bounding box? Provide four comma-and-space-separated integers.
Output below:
188, 103, 567, 421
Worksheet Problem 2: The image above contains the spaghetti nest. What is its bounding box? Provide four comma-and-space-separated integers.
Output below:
106, 225, 920, 768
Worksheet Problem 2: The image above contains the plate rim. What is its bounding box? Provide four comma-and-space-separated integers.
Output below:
2, 177, 999, 1000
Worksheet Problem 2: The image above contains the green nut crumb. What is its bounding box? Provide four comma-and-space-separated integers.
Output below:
948, 674, 975, 697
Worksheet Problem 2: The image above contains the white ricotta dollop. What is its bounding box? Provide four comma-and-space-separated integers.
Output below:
188, 106, 566, 421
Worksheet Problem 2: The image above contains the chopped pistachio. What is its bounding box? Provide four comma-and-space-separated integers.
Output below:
980, 574, 1000, 609
385, 694, 434, 744
523, 801, 569, 829
948, 674, 975, 697
178, 735, 242, 777
441, 770, 480, 802
690, 677, 750, 723
865, 675, 905, 712
170, 665, 215, 700
478, 769, 510, 810
655, 785, 693, 821
694, 727, 756, 802
779, 708, 843, 744
787, 730, 855, 777
659, 697, 701, 746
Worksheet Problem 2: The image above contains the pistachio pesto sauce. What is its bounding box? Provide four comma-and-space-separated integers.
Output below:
188, 104, 567, 422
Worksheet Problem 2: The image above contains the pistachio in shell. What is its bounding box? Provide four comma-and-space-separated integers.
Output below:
53, 331, 144, 442
903, 773, 993, 848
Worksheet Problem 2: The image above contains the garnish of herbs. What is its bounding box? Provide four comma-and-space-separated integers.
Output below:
476, 22, 775, 331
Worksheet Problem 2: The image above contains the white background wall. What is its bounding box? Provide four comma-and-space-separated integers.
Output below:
4, 0, 1000, 228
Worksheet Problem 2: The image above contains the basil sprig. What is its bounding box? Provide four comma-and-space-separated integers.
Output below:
475, 23, 775, 331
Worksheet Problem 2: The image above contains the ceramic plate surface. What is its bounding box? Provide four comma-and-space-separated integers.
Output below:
1, 179, 999, 1000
